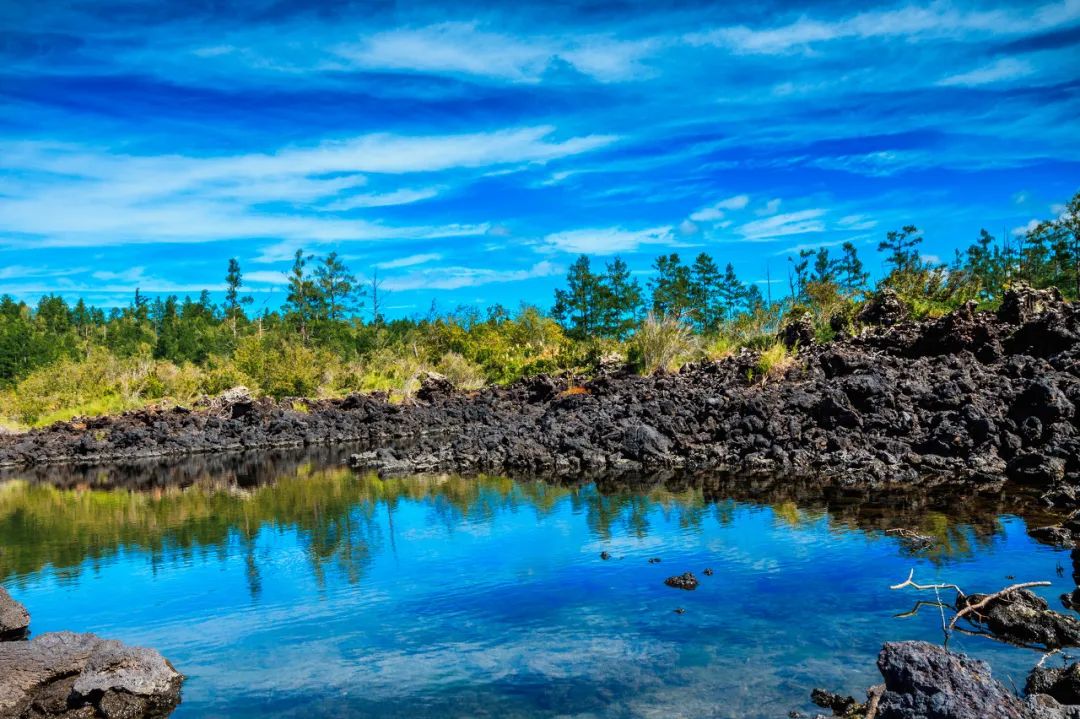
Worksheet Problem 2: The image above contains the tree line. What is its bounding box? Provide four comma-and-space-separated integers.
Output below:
0, 191, 1077, 397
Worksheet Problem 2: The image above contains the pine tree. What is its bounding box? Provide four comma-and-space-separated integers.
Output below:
552, 255, 603, 340
285, 250, 320, 344
649, 253, 693, 317
598, 256, 642, 340
224, 258, 253, 336
836, 242, 869, 296
690, 253, 722, 331
716, 263, 745, 320
314, 252, 361, 322
879, 225, 922, 274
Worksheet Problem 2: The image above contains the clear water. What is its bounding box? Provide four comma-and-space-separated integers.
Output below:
0, 450, 1072, 718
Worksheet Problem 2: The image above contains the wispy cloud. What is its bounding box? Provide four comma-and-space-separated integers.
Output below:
938, 57, 1035, 86
382, 261, 561, 290
540, 226, 674, 255
737, 209, 828, 241
375, 253, 443, 269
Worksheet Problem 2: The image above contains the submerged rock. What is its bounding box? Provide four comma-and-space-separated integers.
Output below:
0, 588, 29, 640
0, 631, 182, 719
663, 572, 699, 590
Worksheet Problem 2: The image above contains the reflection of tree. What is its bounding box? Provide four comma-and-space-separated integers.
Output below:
0, 458, 1040, 595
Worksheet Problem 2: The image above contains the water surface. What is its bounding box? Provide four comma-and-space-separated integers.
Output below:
0, 451, 1071, 718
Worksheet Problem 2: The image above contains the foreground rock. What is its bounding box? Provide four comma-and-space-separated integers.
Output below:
2, 286, 1079, 503
0, 588, 29, 640
874, 641, 1023, 718
812, 641, 1080, 719
0, 632, 182, 719
0, 591, 182, 719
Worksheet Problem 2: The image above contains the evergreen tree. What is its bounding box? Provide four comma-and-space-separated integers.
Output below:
649, 253, 694, 317
836, 242, 869, 296
224, 258, 253, 336
552, 255, 604, 340
285, 250, 320, 344
598, 257, 642, 340
690, 253, 722, 331
314, 252, 361, 322
879, 225, 923, 275
716, 263, 745, 320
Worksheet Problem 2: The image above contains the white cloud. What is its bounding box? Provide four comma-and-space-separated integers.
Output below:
334, 22, 655, 83
1012, 218, 1041, 236
689, 1, 1080, 55
375, 253, 442, 270
243, 270, 290, 285
324, 187, 442, 211
382, 261, 561, 291
937, 58, 1034, 87
688, 194, 749, 222
737, 209, 827, 241
541, 226, 674, 254
0, 127, 614, 249
756, 198, 782, 216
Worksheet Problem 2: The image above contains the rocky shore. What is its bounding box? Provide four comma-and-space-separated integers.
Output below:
3, 285, 1078, 506
0, 590, 182, 719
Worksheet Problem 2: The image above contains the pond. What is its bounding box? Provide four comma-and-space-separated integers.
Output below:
0, 448, 1072, 718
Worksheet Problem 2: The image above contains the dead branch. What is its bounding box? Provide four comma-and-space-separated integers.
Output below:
895, 599, 949, 619
864, 684, 884, 719
889, 568, 964, 595
1036, 649, 1061, 669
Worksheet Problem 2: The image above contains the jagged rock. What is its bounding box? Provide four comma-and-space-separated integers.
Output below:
957, 589, 1080, 648
621, 424, 672, 462
414, 372, 454, 402
0, 587, 29, 640
858, 289, 908, 327
780, 313, 815, 350
1027, 663, 1080, 705
0, 631, 182, 719
998, 284, 1064, 325
875, 641, 1023, 719
663, 572, 699, 590
810, 688, 862, 716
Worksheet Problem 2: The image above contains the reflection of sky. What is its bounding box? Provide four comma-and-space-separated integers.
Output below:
7, 485, 1071, 719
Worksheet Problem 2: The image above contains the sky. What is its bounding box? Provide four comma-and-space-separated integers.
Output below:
1, 0, 1079, 317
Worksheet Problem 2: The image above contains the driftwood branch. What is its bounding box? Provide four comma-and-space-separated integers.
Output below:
889, 568, 964, 595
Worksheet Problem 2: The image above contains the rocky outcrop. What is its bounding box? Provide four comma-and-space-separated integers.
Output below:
875, 641, 1024, 719
2, 287, 1078, 505
0, 588, 29, 640
1027, 663, 1080, 705
0, 594, 182, 719
957, 589, 1080, 649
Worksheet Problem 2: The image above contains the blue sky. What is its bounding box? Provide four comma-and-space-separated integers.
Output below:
1, 0, 1079, 316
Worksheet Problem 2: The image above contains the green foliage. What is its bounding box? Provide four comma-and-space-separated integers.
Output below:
629, 312, 697, 374
1, 192, 1077, 426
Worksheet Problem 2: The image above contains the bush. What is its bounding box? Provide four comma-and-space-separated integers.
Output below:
233, 335, 332, 398
629, 312, 698, 374
751, 341, 794, 384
